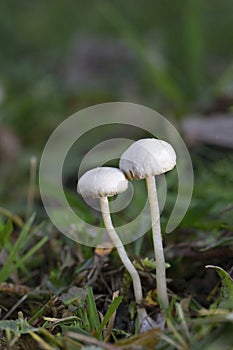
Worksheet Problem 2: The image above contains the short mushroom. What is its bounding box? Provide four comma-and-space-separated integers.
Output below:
120, 139, 176, 309
77, 166, 156, 331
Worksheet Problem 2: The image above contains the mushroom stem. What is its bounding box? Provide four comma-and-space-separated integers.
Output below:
99, 196, 143, 305
146, 176, 169, 309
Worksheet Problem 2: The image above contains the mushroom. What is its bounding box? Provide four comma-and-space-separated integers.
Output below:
77, 166, 157, 330
120, 139, 176, 309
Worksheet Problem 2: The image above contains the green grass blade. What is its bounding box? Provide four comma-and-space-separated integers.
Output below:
14, 236, 48, 270
96, 296, 122, 339
0, 219, 13, 249
86, 286, 101, 335
206, 265, 233, 309
0, 214, 35, 282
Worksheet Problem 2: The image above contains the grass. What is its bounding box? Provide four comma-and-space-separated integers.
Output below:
0, 215, 48, 283
1, 116, 233, 349
0, 152, 233, 349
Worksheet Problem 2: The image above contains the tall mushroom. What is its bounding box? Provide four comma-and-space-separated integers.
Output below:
120, 139, 176, 309
77, 167, 156, 330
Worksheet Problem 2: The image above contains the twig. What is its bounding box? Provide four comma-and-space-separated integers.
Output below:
3, 294, 28, 320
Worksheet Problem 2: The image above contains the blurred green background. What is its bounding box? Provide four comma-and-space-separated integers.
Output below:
0, 0, 232, 231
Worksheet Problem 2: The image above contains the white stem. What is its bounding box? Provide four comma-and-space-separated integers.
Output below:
146, 176, 169, 309
99, 196, 143, 305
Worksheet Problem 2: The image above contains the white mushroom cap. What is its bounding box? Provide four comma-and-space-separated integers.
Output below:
77, 167, 128, 198
120, 138, 176, 179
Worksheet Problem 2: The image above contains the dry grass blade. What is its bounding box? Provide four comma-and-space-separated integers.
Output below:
3, 294, 28, 320
104, 290, 119, 341
115, 328, 160, 349
0, 207, 24, 228
66, 332, 121, 350
29, 331, 56, 350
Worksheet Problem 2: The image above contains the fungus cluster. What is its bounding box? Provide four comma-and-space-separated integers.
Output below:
77, 138, 176, 329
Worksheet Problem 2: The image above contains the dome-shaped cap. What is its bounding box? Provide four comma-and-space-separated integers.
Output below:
119, 138, 176, 180
77, 167, 128, 198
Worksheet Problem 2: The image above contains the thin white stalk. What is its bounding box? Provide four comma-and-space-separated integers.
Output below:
99, 196, 143, 305
25, 156, 37, 220
146, 176, 169, 309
